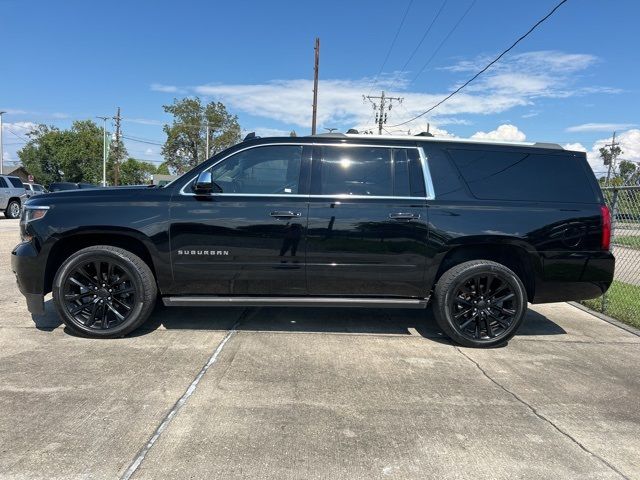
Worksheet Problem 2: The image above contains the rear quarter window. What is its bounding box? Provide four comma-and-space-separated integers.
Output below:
8, 177, 24, 188
448, 148, 598, 203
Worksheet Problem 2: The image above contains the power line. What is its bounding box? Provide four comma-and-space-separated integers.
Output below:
7, 127, 29, 142
399, 0, 447, 74
410, 0, 476, 85
122, 135, 163, 146
389, 0, 569, 128
367, 0, 414, 94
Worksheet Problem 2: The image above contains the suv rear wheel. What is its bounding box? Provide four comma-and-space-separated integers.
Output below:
433, 260, 527, 348
52, 245, 157, 338
5, 199, 21, 219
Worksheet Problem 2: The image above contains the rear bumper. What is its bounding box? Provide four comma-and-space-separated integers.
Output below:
11, 241, 46, 315
532, 250, 615, 303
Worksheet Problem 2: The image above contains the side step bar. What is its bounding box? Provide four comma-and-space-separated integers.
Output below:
162, 296, 428, 309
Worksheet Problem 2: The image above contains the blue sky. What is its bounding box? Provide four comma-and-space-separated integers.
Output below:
2, 0, 639, 174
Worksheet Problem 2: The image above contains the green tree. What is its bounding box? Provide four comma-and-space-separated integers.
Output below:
161, 97, 241, 174
156, 161, 171, 175
118, 158, 157, 185
18, 120, 104, 185
599, 144, 622, 166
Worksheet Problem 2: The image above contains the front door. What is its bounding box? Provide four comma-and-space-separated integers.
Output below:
306, 144, 430, 297
169, 144, 311, 295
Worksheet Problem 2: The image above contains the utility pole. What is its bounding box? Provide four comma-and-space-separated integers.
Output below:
311, 37, 320, 135
604, 131, 620, 186
205, 123, 210, 161
113, 107, 122, 186
0, 111, 5, 175
363, 91, 403, 135
96, 116, 108, 187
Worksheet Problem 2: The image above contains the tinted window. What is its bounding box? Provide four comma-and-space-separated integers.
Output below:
424, 146, 466, 199
208, 145, 302, 194
34, 185, 44, 192
8, 177, 24, 188
393, 148, 426, 197
449, 148, 597, 203
0, 178, 7, 188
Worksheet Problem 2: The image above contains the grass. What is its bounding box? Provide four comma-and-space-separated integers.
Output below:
581, 280, 640, 329
613, 235, 640, 250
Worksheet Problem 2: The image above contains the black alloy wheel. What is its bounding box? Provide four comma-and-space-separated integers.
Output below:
53, 245, 157, 338
433, 260, 527, 348
62, 258, 136, 330
450, 272, 518, 340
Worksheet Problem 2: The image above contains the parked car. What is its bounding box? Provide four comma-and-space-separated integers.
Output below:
0, 175, 28, 219
24, 183, 47, 198
48, 182, 97, 192
11, 134, 614, 347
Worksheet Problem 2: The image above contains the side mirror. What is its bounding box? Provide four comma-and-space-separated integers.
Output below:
193, 171, 213, 194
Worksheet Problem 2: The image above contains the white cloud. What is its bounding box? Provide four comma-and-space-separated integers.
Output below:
144, 148, 155, 155
123, 117, 163, 126
165, 50, 615, 134
563, 142, 587, 152
566, 123, 637, 133
151, 83, 185, 94
471, 124, 526, 142
583, 129, 640, 176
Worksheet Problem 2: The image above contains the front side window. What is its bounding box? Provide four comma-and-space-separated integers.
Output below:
0, 178, 7, 188
313, 146, 425, 197
205, 145, 303, 195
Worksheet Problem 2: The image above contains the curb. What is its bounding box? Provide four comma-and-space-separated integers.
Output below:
568, 301, 640, 338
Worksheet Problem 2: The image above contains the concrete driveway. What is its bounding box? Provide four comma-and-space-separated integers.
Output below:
1, 218, 639, 479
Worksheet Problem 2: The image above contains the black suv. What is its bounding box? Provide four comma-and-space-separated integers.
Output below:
11, 134, 614, 347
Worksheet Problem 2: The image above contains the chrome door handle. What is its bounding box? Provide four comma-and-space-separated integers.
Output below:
270, 211, 302, 218
389, 212, 420, 220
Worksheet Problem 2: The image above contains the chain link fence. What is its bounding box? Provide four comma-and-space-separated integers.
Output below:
581, 185, 640, 328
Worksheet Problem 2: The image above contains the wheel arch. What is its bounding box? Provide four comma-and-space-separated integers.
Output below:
44, 231, 157, 293
433, 242, 538, 301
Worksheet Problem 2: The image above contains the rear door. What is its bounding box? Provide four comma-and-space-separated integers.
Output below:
169, 144, 311, 295
0, 177, 8, 209
306, 144, 431, 297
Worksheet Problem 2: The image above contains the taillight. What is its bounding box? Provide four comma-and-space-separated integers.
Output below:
600, 204, 611, 250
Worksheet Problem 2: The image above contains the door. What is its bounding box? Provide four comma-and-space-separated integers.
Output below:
169, 144, 311, 295
306, 144, 431, 297
0, 177, 7, 209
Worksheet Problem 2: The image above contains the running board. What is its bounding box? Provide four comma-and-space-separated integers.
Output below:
162, 296, 428, 309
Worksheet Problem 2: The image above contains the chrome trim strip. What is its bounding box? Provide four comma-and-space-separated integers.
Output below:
163, 296, 428, 309
179, 142, 436, 201
418, 147, 436, 200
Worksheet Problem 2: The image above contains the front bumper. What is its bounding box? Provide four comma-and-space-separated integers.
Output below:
11, 241, 46, 315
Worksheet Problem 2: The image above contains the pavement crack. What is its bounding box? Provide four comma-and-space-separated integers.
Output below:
454, 346, 630, 480
120, 309, 251, 480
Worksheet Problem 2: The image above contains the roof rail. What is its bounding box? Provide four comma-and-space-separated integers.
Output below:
308, 132, 348, 138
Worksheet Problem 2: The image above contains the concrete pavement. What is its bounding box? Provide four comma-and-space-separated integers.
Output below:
0, 218, 639, 479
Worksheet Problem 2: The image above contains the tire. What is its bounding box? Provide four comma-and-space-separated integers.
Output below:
432, 260, 527, 348
5, 200, 21, 219
52, 245, 157, 338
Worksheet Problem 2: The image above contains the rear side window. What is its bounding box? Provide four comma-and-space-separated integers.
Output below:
0, 178, 7, 188
8, 177, 24, 188
314, 146, 425, 197
448, 148, 597, 203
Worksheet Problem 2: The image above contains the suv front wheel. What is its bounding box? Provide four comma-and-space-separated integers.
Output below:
433, 260, 527, 348
5, 199, 21, 219
52, 245, 157, 338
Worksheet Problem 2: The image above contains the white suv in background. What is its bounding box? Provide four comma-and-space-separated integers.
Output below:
24, 183, 46, 198
0, 175, 28, 219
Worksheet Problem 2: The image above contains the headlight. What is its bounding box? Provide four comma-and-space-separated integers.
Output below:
23, 205, 50, 223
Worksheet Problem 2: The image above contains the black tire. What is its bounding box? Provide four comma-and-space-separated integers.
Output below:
433, 260, 527, 348
5, 200, 21, 219
52, 245, 157, 338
